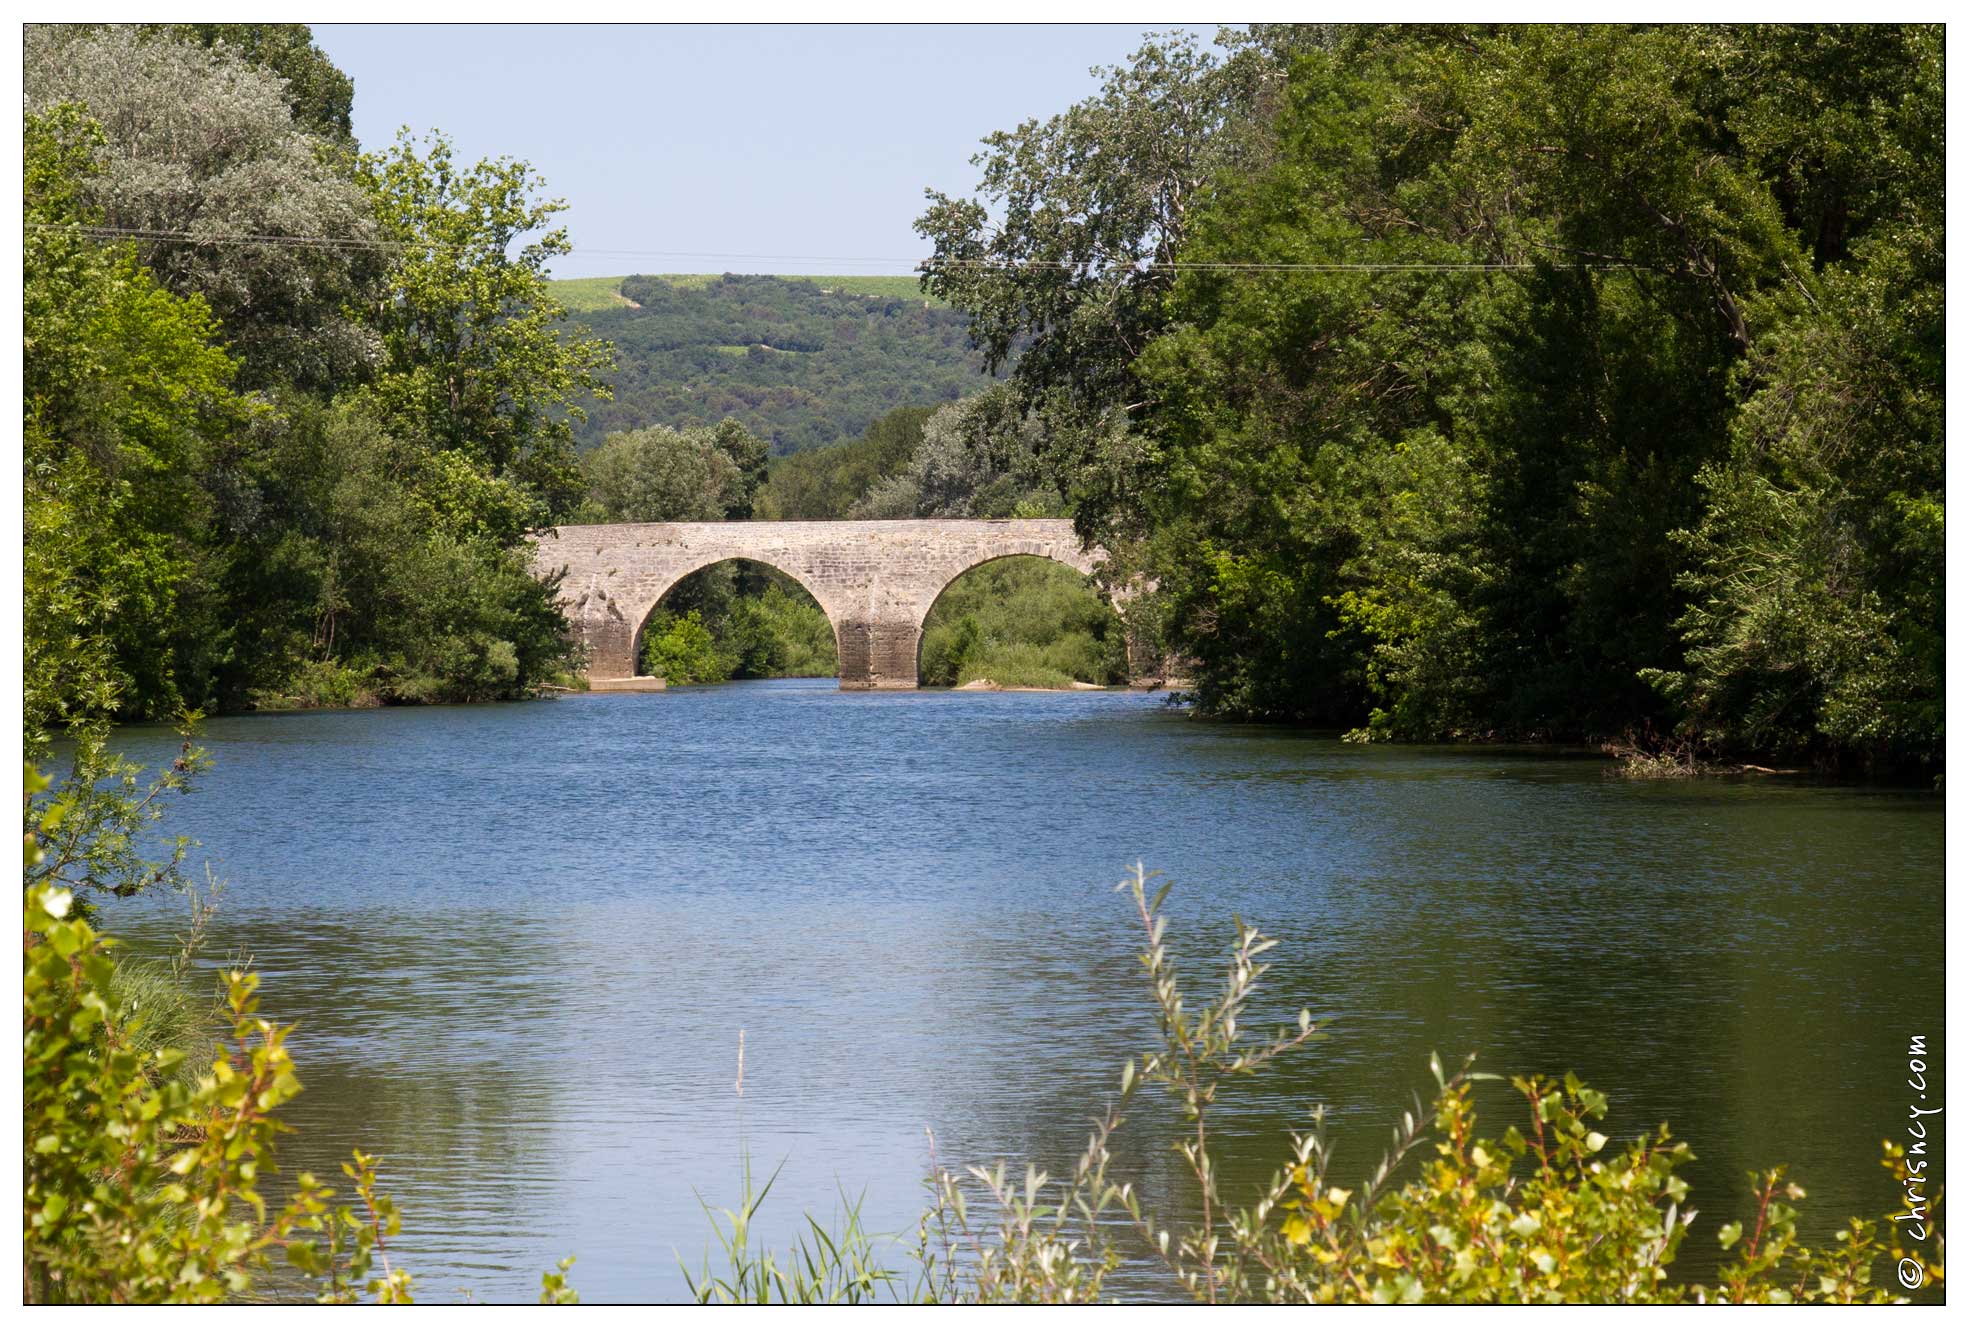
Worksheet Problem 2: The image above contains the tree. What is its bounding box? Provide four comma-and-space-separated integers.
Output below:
582, 425, 746, 524
23, 105, 246, 734
357, 129, 614, 523
23, 25, 381, 392
163, 22, 357, 142
757, 405, 936, 519
853, 385, 1071, 520
214, 400, 582, 708
1645, 28, 1943, 766
1092, 23, 1942, 760
708, 419, 769, 520
22, 29, 608, 718
916, 29, 1313, 417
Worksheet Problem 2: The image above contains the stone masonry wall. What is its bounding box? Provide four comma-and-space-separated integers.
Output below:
528, 519, 1112, 689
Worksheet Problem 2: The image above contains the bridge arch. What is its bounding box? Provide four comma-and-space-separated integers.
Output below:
913, 549, 1129, 688
621, 553, 841, 681
907, 543, 1106, 633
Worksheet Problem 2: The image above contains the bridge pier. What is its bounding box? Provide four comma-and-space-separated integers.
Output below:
834, 614, 921, 691
577, 605, 639, 681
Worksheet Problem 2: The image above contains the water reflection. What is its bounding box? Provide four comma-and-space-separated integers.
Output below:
106, 681, 1943, 1301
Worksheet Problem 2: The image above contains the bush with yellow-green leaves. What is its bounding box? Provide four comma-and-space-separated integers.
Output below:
1250, 1069, 1936, 1303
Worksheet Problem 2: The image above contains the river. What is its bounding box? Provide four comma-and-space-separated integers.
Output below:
104, 679, 1944, 1303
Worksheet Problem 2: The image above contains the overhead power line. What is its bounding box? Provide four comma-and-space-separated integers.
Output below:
24, 222, 1643, 273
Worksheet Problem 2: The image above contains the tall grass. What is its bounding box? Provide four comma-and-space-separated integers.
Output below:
683, 1030, 913, 1304
107, 873, 228, 1093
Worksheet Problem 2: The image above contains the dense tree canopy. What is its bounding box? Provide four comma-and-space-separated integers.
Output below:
24, 25, 381, 392
164, 22, 357, 142
23, 106, 246, 741
357, 130, 615, 525
579, 420, 768, 525
852, 386, 1072, 521
756, 405, 937, 520
921, 23, 1943, 769
23, 24, 609, 720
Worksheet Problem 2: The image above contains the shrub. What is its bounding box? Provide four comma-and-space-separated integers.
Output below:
24, 789, 409, 1302
641, 609, 733, 685
725, 581, 839, 679
919, 616, 982, 687
249, 657, 373, 711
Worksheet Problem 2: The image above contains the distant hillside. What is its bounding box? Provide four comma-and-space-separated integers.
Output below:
552, 273, 945, 311
554, 273, 988, 453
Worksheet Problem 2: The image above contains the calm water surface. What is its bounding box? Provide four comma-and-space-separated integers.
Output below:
109, 680, 1944, 1302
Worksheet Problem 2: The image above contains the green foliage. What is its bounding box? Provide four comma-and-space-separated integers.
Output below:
567, 274, 987, 455
634, 565, 838, 683
22, 25, 605, 724
25, 25, 380, 392
219, 400, 582, 708
852, 385, 1073, 521
724, 581, 840, 679
357, 128, 614, 522
24, 725, 207, 909
685, 1150, 905, 1304
159, 23, 356, 142
581, 423, 752, 524
640, 272, 944, 302
641, 609, 733, 686
757, 405, 936, 520
933, 24, 1942, 766
22, 104, 247, 733
23, 44, 598, 722
917, 28, 1304, 419
1247, 1069, 1937, 1304
538, 1256, 581, 1304
1642, 28, 1944, 768
919, 559, 1126, 688
635, 567, 840, 684
918, 617, 983, 690
23, 775, 398, 1303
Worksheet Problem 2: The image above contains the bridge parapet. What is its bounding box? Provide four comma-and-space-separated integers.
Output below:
528, 518, 1139, 689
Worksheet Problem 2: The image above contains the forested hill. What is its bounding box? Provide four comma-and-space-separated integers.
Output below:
554, 273, 995, 454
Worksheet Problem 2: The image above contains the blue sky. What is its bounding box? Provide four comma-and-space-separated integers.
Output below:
313, 23, 1219, 278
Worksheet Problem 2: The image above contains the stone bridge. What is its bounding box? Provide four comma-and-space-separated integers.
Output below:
528, 518, 1146, 689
